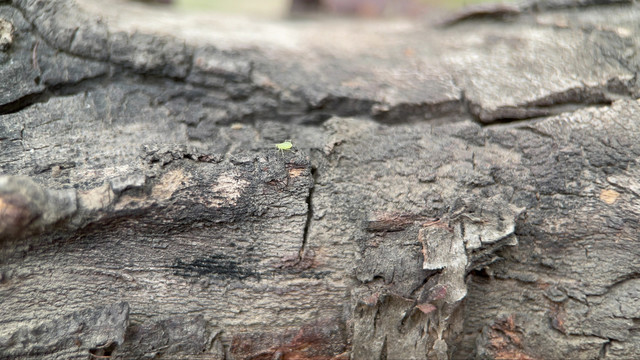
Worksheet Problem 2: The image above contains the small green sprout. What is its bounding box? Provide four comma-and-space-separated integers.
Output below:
275, 140, 293, 155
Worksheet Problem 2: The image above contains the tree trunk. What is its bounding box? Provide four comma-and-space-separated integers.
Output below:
1, 0, 639, 359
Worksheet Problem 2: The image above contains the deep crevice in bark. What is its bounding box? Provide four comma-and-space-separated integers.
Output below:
599, 338, 612, 359
299, 165, 317, 262
0, 91, 45, 115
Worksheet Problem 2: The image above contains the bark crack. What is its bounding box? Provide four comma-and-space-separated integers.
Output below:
0, 72, 110, 116
598, 338, 612, 359
299, 165, 317, 262
0, 92, 46, 115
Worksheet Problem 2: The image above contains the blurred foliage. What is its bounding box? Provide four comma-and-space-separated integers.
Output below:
175, 0, 290, 16
174, 0, 515, 16
426, 0, 515, 8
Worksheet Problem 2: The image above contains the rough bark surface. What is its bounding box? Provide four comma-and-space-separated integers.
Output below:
1, 0, 640, 359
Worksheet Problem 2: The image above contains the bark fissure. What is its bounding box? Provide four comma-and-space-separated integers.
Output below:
299, 165, 317, 262
599, 339, 612, 359
0, 92, 46, 115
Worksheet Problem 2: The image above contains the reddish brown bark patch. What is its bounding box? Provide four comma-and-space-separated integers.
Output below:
0, 194, 37, 239
486, 314, 537, 360
231, 319, 347, 360
548, 303, 567, 334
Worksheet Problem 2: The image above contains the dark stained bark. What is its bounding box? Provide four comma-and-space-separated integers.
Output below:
1, 0, 640, 359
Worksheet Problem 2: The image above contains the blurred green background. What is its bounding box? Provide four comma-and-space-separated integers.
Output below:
173, 0, 514, 17
175, 0, 289, 15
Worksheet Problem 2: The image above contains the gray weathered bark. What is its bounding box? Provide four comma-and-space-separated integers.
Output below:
1, 0, 640, 359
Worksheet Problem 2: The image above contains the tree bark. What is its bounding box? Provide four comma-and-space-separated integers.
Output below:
1, 0, 639, 359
